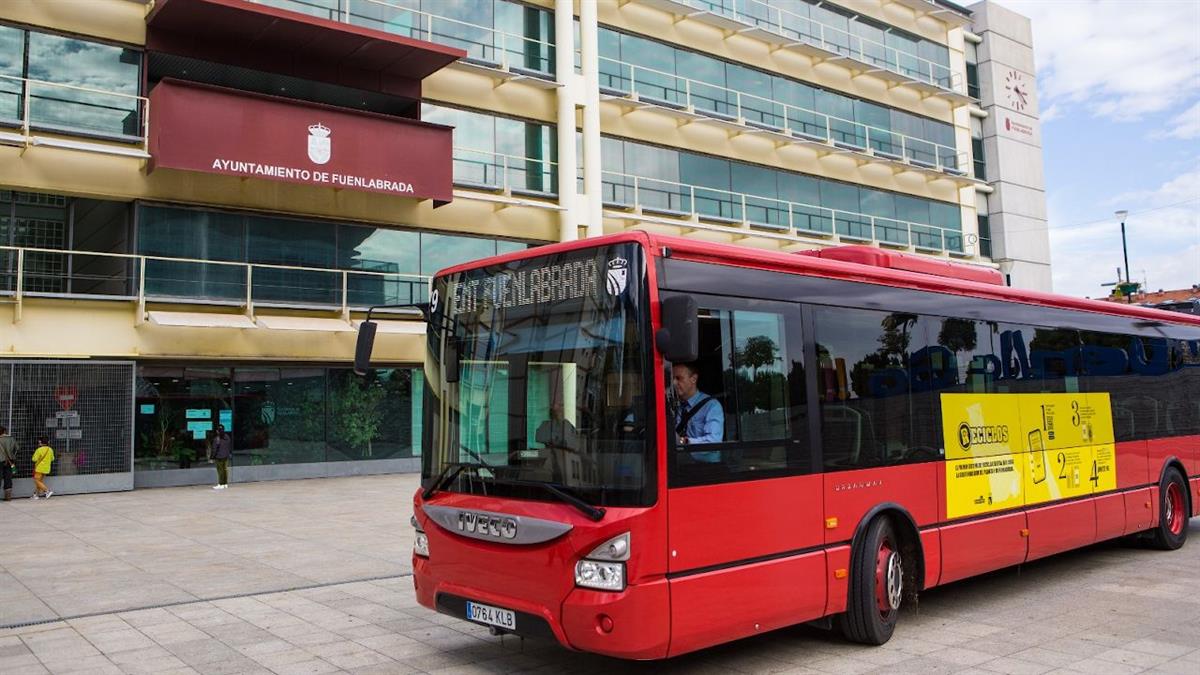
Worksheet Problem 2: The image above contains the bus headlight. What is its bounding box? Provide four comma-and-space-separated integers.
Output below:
574, 532, 629, 592
412, 515, 429, 558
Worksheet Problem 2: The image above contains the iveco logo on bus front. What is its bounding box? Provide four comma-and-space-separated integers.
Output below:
957, 422, 1010, 450
457, 511, 518, 540
606, 258, 629, 295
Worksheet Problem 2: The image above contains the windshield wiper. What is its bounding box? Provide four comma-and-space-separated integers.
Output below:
422, 445, 497, 500
486, 477, 606, 522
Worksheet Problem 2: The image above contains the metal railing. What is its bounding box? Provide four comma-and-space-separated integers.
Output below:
599, 57, 965, 173
253, 0, 555, 74
680, 0, 964, 95
0, 245, 430, 320
0, 74, 149, 153
600, 170, 965, 253
452, 147, 558, 196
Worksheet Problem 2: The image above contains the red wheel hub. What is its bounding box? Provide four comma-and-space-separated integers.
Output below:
874, 539, 902, 617
1165, 482, 1185, 536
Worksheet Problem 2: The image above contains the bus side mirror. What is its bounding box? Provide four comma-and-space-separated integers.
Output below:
655, 295, 698, 362
354, 321, 378, 376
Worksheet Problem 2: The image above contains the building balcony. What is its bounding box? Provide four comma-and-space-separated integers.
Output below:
884, 0, 973, 27
0, 245, 429, 330
633, 0, 973, 105
0, 74, 150, 159
452, 148, 558, 199
600, 170, 976, 257
250, 0, 559, 88
600, 57, 973, 184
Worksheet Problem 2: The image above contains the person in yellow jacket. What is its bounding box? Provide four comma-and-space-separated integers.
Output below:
31, 435, 54, 500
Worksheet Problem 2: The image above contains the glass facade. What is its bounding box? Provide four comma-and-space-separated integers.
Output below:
423, 104, 557, 195
687, 0, 953, 88
602, 137, 964, 251
134, 364, 423, 471
970, 116, 986, 181
0, 23, 141, 138
0, 190, 131, 296
258, 0, 555, 73
599, 27, 956, 167
136, 204, 531, 307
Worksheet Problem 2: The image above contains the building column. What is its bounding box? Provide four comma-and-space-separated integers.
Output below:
579, 0, 603, 238
554, 0, 579, 242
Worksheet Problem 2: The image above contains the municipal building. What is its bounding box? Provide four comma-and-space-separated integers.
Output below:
0, 0, 1049, 493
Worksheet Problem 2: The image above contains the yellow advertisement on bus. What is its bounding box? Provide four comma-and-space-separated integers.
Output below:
941, 393, 1116, 518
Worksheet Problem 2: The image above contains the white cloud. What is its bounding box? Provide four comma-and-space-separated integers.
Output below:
1049, 165, 1200, 297
996, 0, 1200, 124
1158, 101, 1200, 140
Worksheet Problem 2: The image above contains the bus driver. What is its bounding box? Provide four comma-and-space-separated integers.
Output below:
672, 362, 724, 462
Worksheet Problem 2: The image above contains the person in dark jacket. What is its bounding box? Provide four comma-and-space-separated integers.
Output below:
211, 425, 232, 490
0, 426, 16, 501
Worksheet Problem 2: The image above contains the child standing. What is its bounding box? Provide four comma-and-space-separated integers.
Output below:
31, 435, 54, 500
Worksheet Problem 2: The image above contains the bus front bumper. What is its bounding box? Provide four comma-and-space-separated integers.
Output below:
413, 556, 670, 660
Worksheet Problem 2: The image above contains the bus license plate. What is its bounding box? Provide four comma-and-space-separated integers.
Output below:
465, 601, 516, 630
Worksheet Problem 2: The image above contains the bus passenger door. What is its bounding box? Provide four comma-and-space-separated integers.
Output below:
662, 297, 825, 656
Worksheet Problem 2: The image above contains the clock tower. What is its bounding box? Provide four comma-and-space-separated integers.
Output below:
969, 1, 1051, 291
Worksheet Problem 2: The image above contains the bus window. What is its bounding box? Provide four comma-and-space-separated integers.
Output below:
668, 300, 808, 487
812, 307, 939, 470
995, 324, 1080, 393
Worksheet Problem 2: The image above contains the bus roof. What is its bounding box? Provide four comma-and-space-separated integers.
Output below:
434, 232, 1200, 330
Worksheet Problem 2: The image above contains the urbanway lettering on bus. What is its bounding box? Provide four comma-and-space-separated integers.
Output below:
209, 159, 414, 194
451, 260, 599, 316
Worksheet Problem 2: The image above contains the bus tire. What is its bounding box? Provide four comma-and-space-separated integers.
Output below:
838, 516, 902, 645
1150, 467, 1189, 551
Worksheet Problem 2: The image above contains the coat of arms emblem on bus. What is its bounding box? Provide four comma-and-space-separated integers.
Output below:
606, 258, 629, 296
307, 122, 331, 165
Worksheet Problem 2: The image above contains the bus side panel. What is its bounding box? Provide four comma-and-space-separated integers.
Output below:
1124, 487, 1154, 533
668, 552, 826, 657
920, 529, 942, 589
822, 463, 939, 546
1094, 493, 1126, 542
1145, 439, 1179, 484
1192, 478, 1200, 517
667, 476, 823, 573
938, 512, 1027, 584
1176, 434, 1200, 478
824, 545, 850, 615
1026, 500, 1096, 561
1115, 440, 1149, 489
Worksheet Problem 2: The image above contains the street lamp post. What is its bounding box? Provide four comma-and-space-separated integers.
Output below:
1115, 210, 1130, 303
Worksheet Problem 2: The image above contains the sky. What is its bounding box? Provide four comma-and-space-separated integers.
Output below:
991, 0, 1200, 298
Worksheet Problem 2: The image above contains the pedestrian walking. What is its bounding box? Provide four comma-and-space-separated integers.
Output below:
211, 425, 231, 490
0, 426, 17, 502
31, 435, 54, 500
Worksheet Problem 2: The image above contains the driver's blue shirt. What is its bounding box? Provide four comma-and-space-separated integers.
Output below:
677, 391, 724, 462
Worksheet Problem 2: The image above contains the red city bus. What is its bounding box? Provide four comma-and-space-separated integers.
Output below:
354, 231, 1200, 659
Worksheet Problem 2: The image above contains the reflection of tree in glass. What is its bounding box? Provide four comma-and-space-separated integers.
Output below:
850, 313, 917, 397
937, 317, 977, 352
734, 335, 780, 376
332, 374, 385, 458
731, 335, 786, 415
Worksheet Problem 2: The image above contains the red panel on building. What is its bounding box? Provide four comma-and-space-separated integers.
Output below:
149, 80, 453, 203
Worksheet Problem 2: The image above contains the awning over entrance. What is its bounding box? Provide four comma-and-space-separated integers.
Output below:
145, 0, 464, 97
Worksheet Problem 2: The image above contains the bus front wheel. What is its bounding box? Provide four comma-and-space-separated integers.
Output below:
838, 516, 901, 645
1150, 467, 1189, 551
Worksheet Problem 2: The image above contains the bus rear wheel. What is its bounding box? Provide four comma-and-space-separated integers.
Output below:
838, 516, 901, 645
1150, 467, 1189, 551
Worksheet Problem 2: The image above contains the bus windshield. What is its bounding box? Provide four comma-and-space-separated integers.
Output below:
422, 242, 653, 507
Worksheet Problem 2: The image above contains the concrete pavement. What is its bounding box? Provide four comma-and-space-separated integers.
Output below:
0, 474, 1196, 674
